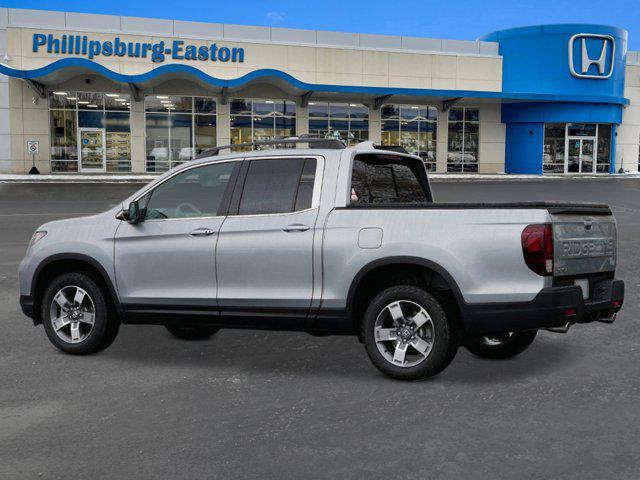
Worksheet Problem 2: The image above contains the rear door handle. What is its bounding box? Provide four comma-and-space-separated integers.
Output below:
282, 224, 310, 233
189, 228, 216, 237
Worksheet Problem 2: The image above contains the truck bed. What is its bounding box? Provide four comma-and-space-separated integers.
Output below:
342, 201, 612, 215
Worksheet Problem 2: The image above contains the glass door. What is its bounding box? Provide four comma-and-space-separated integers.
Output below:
565, 137, 596, 173
580, 139, 594, 173
566, 138, 581, 173
78, 128, 106, 172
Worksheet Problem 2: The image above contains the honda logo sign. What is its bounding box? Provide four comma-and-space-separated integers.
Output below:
568, 33, 615, 79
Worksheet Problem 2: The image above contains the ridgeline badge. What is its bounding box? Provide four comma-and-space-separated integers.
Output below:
32, 33, 245, 64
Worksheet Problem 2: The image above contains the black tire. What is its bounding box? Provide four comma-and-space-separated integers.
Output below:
465, 330, 537, 359
95, 315, 121, 353
41, 272, 117, 355
362, 285, 459, 381
165, 325, 220, 340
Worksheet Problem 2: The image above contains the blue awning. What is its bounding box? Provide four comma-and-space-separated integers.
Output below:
0, 58, 629, 106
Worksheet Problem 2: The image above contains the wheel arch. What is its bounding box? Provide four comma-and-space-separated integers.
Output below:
346, 256, 467, 338
31, 253, 123, 325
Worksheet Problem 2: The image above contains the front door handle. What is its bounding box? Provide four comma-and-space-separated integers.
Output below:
282, 224, 310, 233
189, 227, 216, 237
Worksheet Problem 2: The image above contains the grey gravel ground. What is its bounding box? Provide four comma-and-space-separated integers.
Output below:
1, 179, 639, 479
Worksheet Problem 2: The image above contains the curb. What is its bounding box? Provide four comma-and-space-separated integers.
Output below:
0, 175, 156, 183
429, 174, 640, 182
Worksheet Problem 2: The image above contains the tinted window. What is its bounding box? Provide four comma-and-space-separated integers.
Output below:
351, 156, 428, 204
144, 162, 236, 219
238, 158, 317, 215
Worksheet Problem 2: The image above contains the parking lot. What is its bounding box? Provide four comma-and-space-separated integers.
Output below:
1, 178, 639, 479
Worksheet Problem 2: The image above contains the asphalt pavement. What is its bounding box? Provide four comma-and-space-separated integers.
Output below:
1, 178, 639, 479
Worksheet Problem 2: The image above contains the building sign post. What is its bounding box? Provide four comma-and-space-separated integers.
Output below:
27, 140, 40, 175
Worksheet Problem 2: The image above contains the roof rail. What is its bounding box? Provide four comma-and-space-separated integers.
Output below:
195, 136, 346, 158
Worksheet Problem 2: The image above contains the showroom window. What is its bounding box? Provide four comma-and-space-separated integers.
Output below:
308, 102, 369, 146
145, 95, 217, 173
543, 123, 566, 173
50, 91, 131, 173
381, 104, 438, 171
229, 98, 296, 151
447, 107, 479, 172
543, 123, 612, 174
596, 125, 612, 173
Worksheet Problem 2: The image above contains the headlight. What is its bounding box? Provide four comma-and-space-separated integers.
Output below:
29, 231, 47, 248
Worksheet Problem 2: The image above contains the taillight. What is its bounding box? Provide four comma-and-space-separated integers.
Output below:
521, 224, 554, 276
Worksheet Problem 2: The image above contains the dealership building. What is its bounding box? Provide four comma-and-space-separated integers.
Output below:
0, 8, 639, 175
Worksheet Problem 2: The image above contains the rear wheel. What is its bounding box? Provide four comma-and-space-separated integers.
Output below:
165, 325, 220, 340
362, 285, 459, 381
41, 273, 117, 355
465, 330, 537, 359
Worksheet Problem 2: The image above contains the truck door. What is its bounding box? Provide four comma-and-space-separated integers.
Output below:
114, 160, 239, 314
216, 156, 322, 323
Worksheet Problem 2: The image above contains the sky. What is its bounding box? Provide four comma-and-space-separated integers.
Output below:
2, 0, 640, 49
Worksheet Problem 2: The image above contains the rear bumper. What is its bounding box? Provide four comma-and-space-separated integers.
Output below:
462, 279, 624, 336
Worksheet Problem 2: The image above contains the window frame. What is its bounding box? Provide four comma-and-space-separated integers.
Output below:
229, 98, 297, 151
143, 95, 218, 173
227, 155, 325, 217
130, 158, 241, 222
380, 103, 438, 170
49, 90, 132, 173
446, 106, 480, 173
308, 102, 369, 146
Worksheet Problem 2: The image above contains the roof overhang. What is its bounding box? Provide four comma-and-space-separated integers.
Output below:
0, 58, 630, 107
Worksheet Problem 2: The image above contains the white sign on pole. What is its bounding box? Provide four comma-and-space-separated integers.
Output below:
27, 140, 40, 156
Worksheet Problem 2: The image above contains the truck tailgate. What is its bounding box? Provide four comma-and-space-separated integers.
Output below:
551, 212, 616, 277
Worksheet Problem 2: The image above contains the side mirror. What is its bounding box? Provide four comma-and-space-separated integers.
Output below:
127, 201, 142, 224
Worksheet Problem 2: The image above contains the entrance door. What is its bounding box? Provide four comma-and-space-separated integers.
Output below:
78, 128, 106, 173
565, 137, 595, 173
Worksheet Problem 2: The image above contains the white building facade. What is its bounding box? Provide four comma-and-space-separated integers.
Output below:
0, 8, 637, 175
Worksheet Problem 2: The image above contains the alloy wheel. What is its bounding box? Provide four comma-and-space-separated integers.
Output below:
49, 285, 96, 344
374, 300, 435, 368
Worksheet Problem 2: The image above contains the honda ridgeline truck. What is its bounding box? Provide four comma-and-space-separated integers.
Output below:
19, 140, 625, 380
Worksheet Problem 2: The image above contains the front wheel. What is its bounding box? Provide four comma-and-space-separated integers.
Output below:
362, 285, 459, 381
464, 330, 537, 359
165, 325, 220, 340
41, 273, 116, 355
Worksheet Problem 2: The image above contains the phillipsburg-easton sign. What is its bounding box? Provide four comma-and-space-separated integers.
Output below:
32, 33, 245, 64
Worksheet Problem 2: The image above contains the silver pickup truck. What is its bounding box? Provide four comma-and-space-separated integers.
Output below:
19, 140, 624, 380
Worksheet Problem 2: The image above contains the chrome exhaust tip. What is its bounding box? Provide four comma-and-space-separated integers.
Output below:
595, 313, 616, 324
546, 322, 571, 334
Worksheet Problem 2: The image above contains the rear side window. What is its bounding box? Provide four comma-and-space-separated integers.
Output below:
237, 158, 317, 215
351, 155, 428, 204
